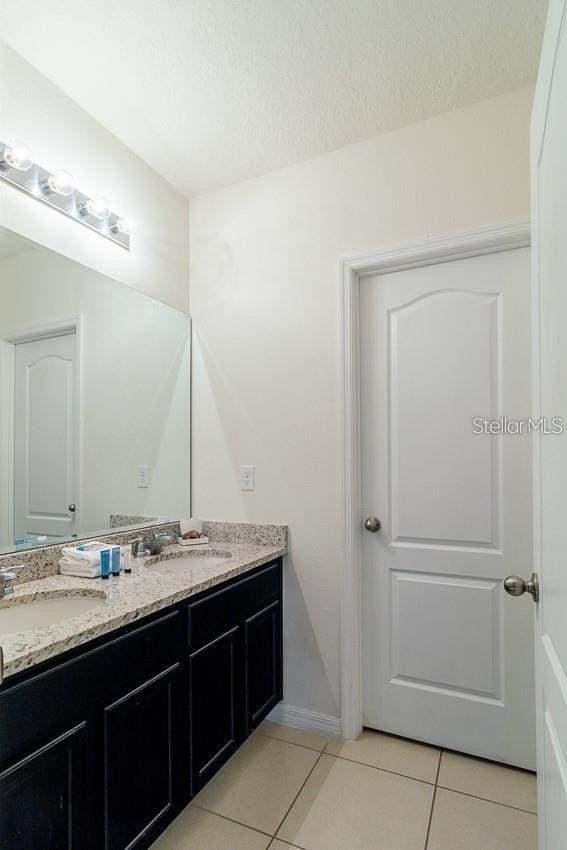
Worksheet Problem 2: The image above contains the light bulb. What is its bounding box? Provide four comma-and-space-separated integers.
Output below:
79, 196, 111, 220
44, 170, 75, 197
111, 217, 135, 235
1, 139, 33, 172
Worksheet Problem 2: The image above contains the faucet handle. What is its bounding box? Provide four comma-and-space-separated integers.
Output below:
0, 563, 24, 576
129, 537, 148, 558
0, 564, 24, 596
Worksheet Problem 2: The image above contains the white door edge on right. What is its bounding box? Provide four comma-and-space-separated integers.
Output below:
531, 1, 567, 847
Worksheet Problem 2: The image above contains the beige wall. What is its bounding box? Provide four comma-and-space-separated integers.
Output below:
190, 87, 533, 721
0, 43, 190, 313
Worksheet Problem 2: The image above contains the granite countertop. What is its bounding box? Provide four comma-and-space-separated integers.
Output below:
0, 540, 286, 681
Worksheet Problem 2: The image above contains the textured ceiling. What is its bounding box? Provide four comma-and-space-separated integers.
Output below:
0, 0, 546, 197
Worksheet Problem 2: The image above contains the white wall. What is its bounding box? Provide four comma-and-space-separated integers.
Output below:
0, 43, 189, 313
190, 87, 534, 721
0, 246, 190, 545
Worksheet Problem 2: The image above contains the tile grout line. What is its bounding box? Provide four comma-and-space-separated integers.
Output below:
266, 837, 310, 850
257, 730, 329, 754
320, 747, 439, 787
435, 785, 538, 815
192, 803, 273, 839
271, 749, 326, 842
423, 748, 443, 850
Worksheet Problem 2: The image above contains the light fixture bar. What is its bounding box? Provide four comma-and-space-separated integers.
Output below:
0, 139, 131, 250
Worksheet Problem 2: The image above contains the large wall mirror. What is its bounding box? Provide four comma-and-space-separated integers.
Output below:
0, 226, 190, 555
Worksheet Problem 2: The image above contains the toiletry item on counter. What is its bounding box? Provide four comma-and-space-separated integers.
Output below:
111, 546, 121, 576
122, 545, 132, 574
61, 541, 116, 566
100, 549, 110, 580
59, 541, 126, 579
59, 561, 102, 579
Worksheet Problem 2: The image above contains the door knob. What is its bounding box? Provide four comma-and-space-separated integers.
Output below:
68, 504, 76, 513
364, 516, 381, 533
503, 572, 539, 603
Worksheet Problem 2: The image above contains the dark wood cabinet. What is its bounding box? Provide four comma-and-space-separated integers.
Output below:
103, 663, 183, 850
0, 722, 91, 850
244, 599, 282, 733
0, 558, 283, 850
189, 626, 240, 794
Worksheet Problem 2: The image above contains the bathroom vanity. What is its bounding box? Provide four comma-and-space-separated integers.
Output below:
0, 224, 287, 848
0, 532, 285, 850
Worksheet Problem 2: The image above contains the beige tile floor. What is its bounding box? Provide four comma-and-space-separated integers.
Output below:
152, 721, 537, 850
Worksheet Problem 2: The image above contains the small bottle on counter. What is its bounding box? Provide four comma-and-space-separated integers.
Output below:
100, 549, 110, 580
111, 546, 121, 576
122, 545, 132, 574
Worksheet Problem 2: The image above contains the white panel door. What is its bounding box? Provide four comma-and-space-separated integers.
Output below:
14, 333, 77, 541
531, 0, 567, 845
361, 246, 535, 768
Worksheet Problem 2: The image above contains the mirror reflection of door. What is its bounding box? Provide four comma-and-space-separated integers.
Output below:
13, 331, 78, 544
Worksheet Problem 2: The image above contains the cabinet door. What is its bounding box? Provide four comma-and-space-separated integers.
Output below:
189, 625, 241, 794
0, 722, 90, 850
244, 600, 282, 733
103, 663, 182, 850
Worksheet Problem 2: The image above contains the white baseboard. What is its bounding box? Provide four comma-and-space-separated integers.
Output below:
268, 702, 342, 739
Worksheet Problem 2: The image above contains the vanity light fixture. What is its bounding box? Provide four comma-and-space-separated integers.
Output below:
0, 139, 33, 172
0, 138, 131, 250
78, 196, 112, 220
110, 217, 135, 235
41, 169, 76, 197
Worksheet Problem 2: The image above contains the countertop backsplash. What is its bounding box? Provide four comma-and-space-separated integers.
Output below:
0, 520, 288, 585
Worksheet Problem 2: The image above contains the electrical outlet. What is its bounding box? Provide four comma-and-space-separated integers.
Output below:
240, 465, 255, 491
138, 465, 150, 488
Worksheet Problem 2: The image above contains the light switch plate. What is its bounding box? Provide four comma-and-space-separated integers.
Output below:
240, 465, 255, 491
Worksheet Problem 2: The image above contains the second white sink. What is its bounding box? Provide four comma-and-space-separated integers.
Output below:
146, 552, 231, 575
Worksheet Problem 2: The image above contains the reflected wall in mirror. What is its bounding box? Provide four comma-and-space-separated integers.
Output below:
0, 227, 190, 554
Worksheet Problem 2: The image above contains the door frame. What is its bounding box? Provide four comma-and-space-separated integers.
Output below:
338, 219, 531, 740
0, 317, 82, 546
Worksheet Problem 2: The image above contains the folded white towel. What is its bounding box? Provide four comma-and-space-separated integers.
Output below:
61, 541, 115, 566
59, 559, 101, 579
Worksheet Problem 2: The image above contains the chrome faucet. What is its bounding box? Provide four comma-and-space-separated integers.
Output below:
0, 565, 23, 598
129, 534, 173, 558
147, 534, 173, 556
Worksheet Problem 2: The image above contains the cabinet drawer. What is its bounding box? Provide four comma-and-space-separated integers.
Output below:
187, 562, 280, 650
0, 609, 182, 768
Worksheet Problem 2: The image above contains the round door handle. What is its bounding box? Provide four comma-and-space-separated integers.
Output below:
364, 516, 381, 533
503, 572, 539, 603
68, 504, 76, 513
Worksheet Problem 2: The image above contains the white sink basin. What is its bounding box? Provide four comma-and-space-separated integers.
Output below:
0, 593, 105, 635
146, 552, 231, 575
